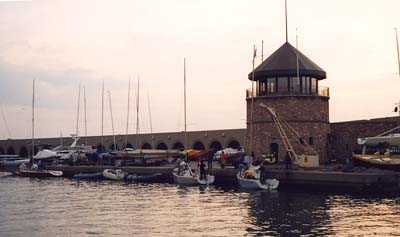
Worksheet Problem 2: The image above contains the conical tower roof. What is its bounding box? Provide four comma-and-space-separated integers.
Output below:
248, 42, 326, 80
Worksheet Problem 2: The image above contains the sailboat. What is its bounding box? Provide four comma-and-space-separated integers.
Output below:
14, 79, 63, 177
172, 58, 215, 185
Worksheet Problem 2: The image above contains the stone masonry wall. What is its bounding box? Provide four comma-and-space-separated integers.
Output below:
246, 95, 330, 163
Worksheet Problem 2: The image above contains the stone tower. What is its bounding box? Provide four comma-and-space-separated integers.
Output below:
246, 42, 330, 163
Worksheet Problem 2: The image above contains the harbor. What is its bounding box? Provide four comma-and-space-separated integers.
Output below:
2, 0, 400, 236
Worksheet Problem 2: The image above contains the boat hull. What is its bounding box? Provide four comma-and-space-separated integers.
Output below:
197, 175, 215, 185
173, 172, 198, 185
102, 169, 126, 180
352, 155, 400, 171
73, 172, 104, 180
236, 173, 279, 190
14, 170, 63, 178
125, 173, 163, 183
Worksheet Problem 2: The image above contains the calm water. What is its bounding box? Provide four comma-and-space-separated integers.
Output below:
1, 172, 400, 237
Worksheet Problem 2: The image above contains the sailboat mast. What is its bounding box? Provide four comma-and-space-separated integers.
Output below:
101, 80, 104, 151
396, 28, 400, 79
184, 58, 188, 161
76, 83, 81, 138
249, 46, 256, 156
395, 28, 400, 116
108, 90, 116, 151
125, 76, 131, 148
84, 86, 87, 145
0, 103, 11, 139
147, 92, 153, 148
31, 79, 35, 160
136, 75, 140, 149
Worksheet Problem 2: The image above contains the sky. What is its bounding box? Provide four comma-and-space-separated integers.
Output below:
0, 0, 400, 140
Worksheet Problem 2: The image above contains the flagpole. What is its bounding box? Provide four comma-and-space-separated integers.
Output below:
249, 45, 256, 156
285, 0, 288, 42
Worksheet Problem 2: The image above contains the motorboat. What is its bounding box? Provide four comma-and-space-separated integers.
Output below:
102, 169, 126, 180
236, 166, 279, 190
124, 173, 163, 183
352, 133, 400, 171
172, 162, 215, 185
0, 155, 30, 173
73, 172, 104, 180
14, 169, 63, 178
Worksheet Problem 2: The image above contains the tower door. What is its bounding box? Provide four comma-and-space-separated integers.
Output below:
270, 143, 279, 163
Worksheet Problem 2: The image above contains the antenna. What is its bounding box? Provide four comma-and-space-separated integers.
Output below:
285, 0, 288, 42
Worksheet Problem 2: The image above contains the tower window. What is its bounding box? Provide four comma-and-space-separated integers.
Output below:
309, 137, 314, 145
302, 77, 311, 94
277, 77, 289, 93
267, 78, 276, 93
290, 77, 301, 93
311, 78, 317, 94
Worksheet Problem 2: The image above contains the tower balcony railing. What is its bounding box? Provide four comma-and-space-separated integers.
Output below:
246, 86, 330, 98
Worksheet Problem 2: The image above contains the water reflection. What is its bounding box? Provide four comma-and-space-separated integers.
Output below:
1, 173, 400, 237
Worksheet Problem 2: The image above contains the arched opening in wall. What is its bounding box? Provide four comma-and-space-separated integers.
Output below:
309, 137, 314, 145
209, 140, 222, 152
172, 141, 184, 151
19, 147, 29, 157
193, 141, 205, 150
227, 140, 241, 149
123, 143, 134, 149
156, 142, 168, 150
270, 143, 279, 162
109, 144, 119, 151
7, 147, 15, 155
141, 143, 152, 149
0, 147, 4, 155
96, 144, 106, 152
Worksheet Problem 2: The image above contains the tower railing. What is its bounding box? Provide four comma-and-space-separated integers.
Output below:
246, 86, 330, 98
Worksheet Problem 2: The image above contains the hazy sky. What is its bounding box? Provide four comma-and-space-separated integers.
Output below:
1, 0, 400, 140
